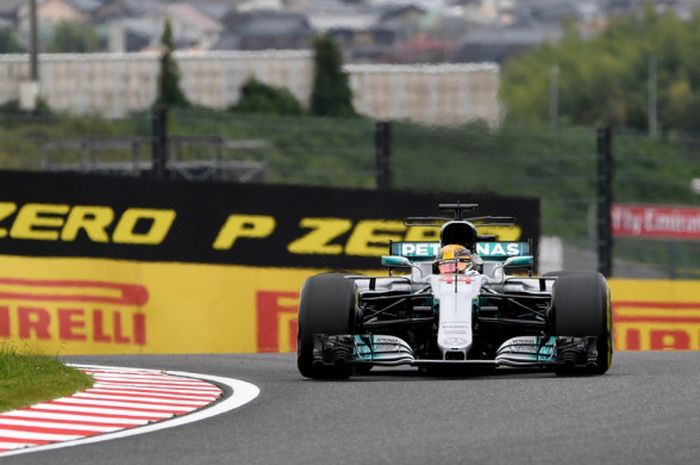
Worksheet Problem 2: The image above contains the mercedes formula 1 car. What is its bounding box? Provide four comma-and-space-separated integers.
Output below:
297, 203, 613, 379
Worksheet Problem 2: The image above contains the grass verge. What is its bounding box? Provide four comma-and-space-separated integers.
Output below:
0, 345, 93, 413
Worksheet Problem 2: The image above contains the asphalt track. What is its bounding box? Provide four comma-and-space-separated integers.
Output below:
3, 352, 699, 465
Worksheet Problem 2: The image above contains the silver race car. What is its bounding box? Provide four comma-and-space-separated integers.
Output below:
297, 203, 612, 379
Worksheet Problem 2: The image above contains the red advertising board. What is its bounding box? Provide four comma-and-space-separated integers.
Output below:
611, 204, 700, 240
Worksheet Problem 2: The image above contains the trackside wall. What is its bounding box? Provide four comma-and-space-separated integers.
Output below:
0, 171, 536, 355
0, 171, 696, 353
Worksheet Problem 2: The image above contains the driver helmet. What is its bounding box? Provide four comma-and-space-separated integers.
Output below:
435, 244, 472, 274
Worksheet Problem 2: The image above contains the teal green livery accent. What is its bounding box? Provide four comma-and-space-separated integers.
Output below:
535, 336, 557, 362
355, 335, 373, 361
504, 255, 534, 268
381, 255, 412, 267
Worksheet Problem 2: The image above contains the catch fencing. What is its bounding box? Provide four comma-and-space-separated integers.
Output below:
1, 109, 700, 278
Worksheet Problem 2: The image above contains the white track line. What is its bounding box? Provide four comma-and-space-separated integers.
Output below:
30, 404, 174, 418
4, 411, 149, 425
0, 419, 118, 432
92, 383, 220, 395
72, 393, 208, 406
0, 365, 260, 458
0, 430, 82, 442
49, 398, 195, 412
0, 442, 35, 449
83, 388, 217, 401
88, 385, 220, 396
91, 378, 218, 388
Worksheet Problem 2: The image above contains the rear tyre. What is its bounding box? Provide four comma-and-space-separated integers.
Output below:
551, 273, 612, 375
297, 273, 357, 379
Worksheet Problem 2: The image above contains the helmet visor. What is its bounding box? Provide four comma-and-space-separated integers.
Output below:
438, 260, 467, 274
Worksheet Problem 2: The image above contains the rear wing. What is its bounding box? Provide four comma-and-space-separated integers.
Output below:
390, 241, 530, 261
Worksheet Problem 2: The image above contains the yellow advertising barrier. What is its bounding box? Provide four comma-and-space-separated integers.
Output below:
1, 254, 699, 354
0, 255, 309, 355
609, 280, 700, 351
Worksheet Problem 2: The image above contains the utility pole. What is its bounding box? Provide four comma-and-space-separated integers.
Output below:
19, 0, 41, 111
648, 56, 658, 138
375, 121, 392, 190
549, 65, 559, 129
151, 106, 169, 179
596, 127, 613, 277
29, 0, 39, 81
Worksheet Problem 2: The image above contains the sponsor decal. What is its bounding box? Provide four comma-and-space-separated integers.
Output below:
397, 242, 441, 258
612, 204, 700, 240
0, 171, 539, 269
475, 242, 529, 258
256, 291, 299, 353
609, 279, 700, 351
438, 275, 472, 284
393, 241, 529, 259
0, 278, 147, 346
613, 301, 700, 350
0, 202, 176, 245
2, 255, 697, 355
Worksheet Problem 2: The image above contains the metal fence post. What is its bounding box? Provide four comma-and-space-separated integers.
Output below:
596, 127, 613, 277
151, 106, 169, 178
375, 120, 392, 190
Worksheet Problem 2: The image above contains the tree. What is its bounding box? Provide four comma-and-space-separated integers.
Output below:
47, 22, 99, 53
155, 19, 189, 108
0, 29, 23, 53
310, 36, 355, 117
231, 77, 304, 116
500, 8, 700, 134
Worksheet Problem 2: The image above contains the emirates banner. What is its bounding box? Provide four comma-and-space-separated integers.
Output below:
612, 204, 700, 240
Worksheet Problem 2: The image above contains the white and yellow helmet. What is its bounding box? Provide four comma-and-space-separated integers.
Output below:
435, 244, 472, 274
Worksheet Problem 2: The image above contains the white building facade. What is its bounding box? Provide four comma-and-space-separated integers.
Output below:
0, 50, 499, 126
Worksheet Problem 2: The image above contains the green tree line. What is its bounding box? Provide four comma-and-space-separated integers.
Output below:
501, 7, 700, 134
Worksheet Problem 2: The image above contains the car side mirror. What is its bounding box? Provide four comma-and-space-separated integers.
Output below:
381, 255, 412, 268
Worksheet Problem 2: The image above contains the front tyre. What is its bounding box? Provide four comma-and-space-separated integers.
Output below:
551, 272, 612, 375
297, 273, 357, 379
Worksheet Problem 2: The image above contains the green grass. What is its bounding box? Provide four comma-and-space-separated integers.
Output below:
0, 345, 93, 413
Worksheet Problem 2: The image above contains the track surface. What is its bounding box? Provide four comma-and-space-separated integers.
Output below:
3, 352, 699, 465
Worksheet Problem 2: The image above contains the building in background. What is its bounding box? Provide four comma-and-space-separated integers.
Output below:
347, 62, 499, 125
215, 10, 313, 51
0, 51, 500, 126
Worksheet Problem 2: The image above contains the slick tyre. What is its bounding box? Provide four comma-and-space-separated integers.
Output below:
551, 272, 613, 375
297, 273, 357, 379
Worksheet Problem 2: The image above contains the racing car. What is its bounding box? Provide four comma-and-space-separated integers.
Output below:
297, 203, 613, 379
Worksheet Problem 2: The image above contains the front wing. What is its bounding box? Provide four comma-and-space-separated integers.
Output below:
313, 334, 601, 370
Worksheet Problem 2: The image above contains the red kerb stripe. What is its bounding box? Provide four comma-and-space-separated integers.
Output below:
93, 379, 216, 388
0, 415, 134, 429
75, 394, 205, 407
27, 407, 162, 422
84, 389, 214, 402
87, 387, 219, 399
0, 424, 100, 437
0, 436, 49, 445
48, 401, 182, 415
